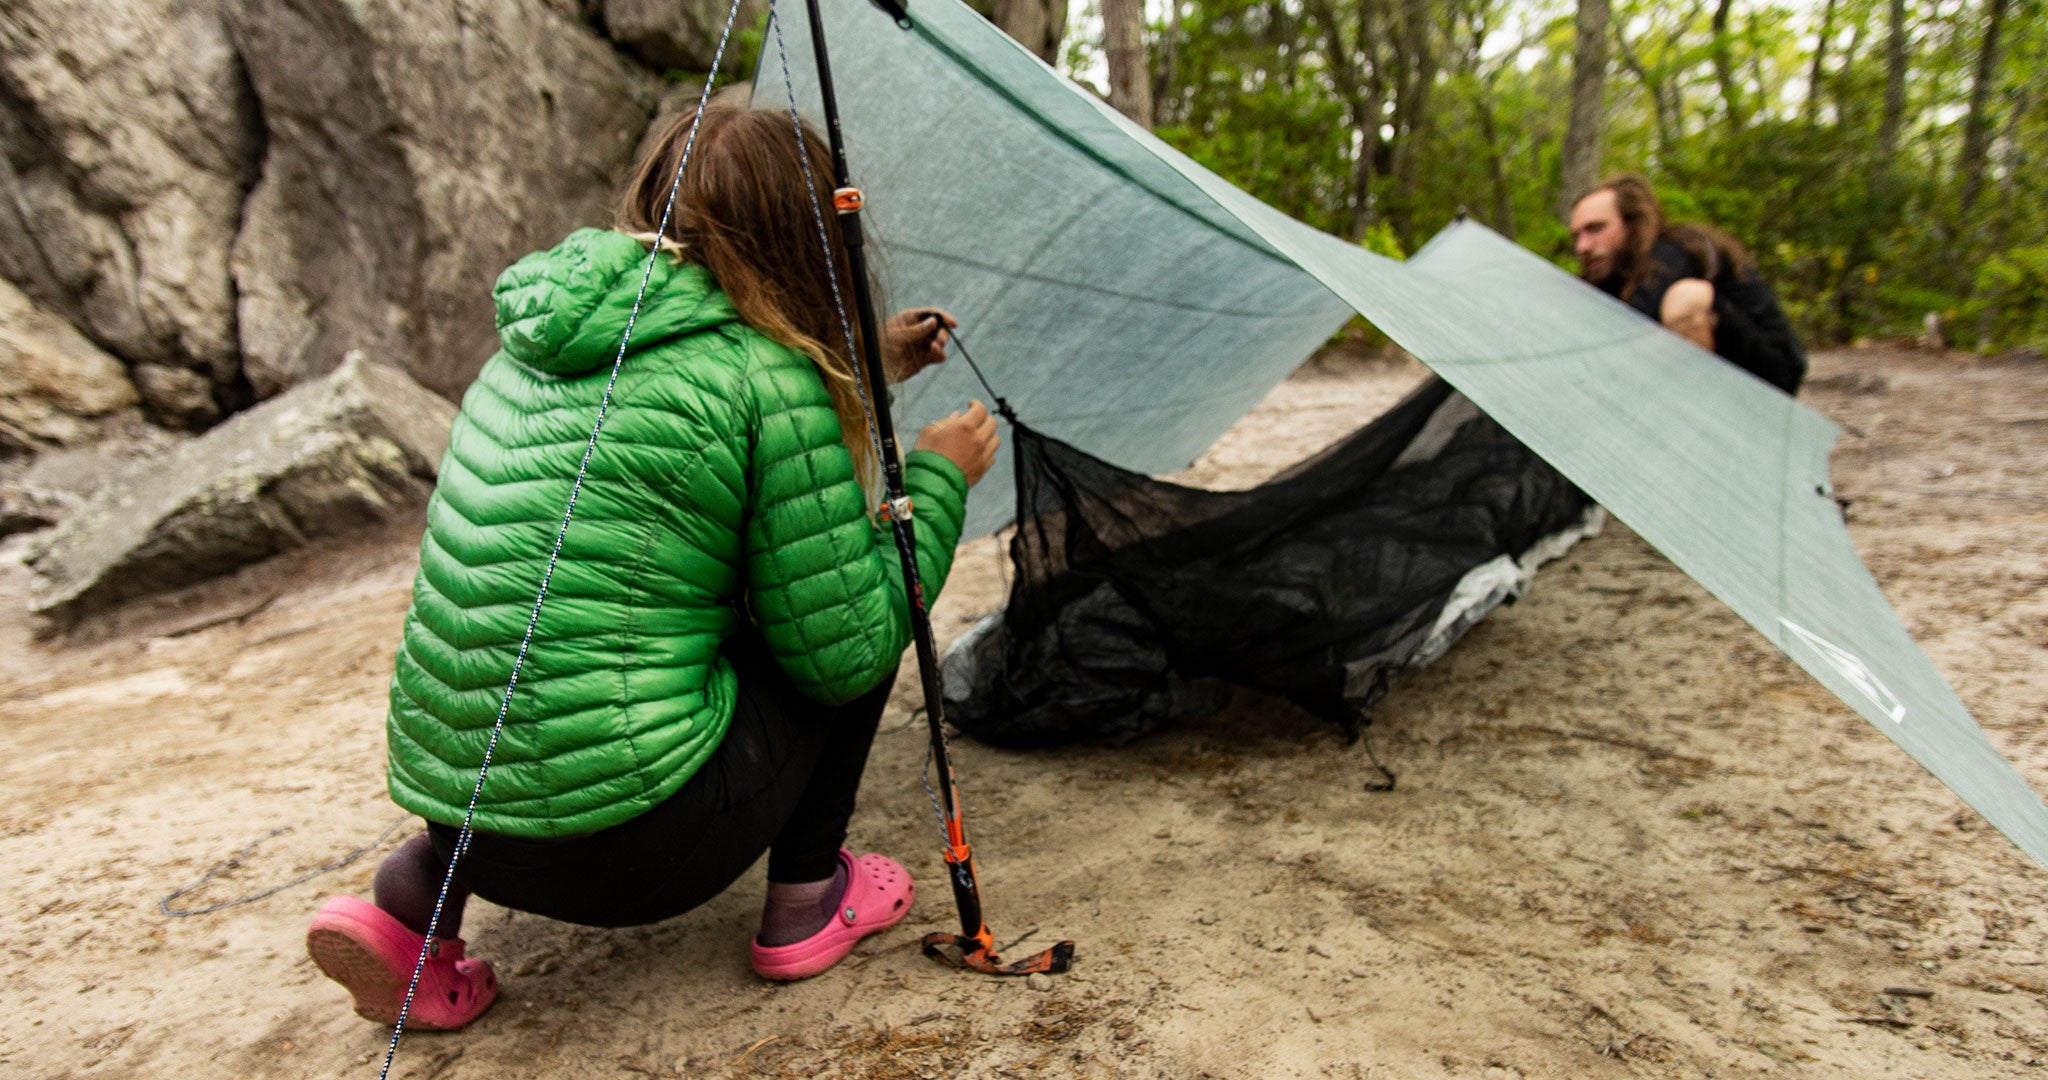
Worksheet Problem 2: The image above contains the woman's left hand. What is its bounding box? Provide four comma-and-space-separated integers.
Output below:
882, 307, 957, 382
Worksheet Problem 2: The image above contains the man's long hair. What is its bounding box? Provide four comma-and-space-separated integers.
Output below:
617, 101, 880, 484
1596, 173, 1754, 301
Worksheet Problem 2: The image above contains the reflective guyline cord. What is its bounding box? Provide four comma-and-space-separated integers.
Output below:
768, 0, 1073, 977
373, 0, 750, 1074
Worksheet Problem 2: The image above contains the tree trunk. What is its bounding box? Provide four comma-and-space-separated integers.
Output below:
1877, 0, 1907, 156
1268, 0, 1300, 91
1474, 88, 1515, 237
1101, 0, 1152, 127
1956, 0, 2012, 215
1803, 0, 1836, 125
968, 0, 1068, 64
1153, 0, 1183, 126
1828, 13, 1865, 129
1842, 0, 1909, 339
1974, 84, 2033, 346
1304, 0, 1383, 240
1558, 0, 1610, 215
1613, 20, 1676, 162
1461, 7, 1515, 237
1710, 0, 1748, 133
1385, 0, 1440, 245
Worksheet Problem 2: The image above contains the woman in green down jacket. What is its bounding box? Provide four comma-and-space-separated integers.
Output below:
303, 101, 999, 1031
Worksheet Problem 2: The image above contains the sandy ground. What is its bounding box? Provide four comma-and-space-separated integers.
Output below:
3, 344, 2046, 1079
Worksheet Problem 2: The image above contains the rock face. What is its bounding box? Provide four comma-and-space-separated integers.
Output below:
227, 0, 659, 400
0, 0, 258, 425
0, 278, 141, 452
0, 0, 1056, 429
26, 353, 456, 626
0, 0, 1059, 431
1, 0, 666, 420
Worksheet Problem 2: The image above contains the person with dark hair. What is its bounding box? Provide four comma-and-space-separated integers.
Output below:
301, 101, 1000, 1031
1568, 173, 1806, 394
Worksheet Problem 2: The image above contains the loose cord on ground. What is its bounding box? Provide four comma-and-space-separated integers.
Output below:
160, 816, 411, 917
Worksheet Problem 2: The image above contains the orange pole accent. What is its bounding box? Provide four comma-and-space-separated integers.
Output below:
833, 187, 864, 213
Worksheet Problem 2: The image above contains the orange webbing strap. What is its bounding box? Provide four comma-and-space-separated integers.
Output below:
921, 931, 1077, 975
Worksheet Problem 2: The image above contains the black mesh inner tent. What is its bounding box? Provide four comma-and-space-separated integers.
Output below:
941, 377, 1595, 748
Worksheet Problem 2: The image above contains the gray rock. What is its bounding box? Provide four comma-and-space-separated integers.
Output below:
0, 459, 67, 536
628, 79, 718, 167
0, 0, 256, 383
0, 477, 66, 537
601, 0, 764, 71
0, 278, 141, 452
0, 417, 184, 537
26, 352, 454, 626
227, 0, 659, 400
130, 363, 221, 429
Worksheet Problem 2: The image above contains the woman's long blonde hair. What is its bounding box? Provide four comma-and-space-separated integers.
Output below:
617, 100, 881, 484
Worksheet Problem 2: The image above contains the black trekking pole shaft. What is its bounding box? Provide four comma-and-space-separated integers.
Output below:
800, 0, 986, 940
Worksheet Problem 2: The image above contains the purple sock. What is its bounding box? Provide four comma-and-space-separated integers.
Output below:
374, 833, 469, 938
756, 862, 849, 947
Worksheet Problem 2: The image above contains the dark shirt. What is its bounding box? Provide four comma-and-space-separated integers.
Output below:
1598, 234, 1806, 394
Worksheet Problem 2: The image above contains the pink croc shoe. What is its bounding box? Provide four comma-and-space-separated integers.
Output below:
751, 850, 915, 981
306, 896, 498, 1031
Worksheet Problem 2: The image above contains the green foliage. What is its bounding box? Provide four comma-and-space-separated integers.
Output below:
1356, 220, 1405, 259
1131, 0, 2048, 350
1972, 247, 2048, 346
1151, 0, 1355, 233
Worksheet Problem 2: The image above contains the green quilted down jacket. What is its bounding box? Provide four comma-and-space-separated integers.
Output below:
385, 228, 969, 838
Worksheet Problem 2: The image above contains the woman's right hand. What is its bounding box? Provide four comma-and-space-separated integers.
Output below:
913, 400, 1000, 487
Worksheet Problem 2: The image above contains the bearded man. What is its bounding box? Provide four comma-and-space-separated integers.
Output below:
1568, 174, 1806, 394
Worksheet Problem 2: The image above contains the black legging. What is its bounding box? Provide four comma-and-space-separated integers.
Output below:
423, 630, 897, 928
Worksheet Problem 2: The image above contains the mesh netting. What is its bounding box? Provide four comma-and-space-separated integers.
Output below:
941, 378, 1596, 747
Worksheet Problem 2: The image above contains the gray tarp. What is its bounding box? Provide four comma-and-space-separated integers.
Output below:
759, 0, 2048, 869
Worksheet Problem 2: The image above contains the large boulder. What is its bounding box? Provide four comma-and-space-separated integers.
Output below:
25, 352, 455, 626
0, 0, 257, 424
0, 278, 141, 452
227, 0, 659, 401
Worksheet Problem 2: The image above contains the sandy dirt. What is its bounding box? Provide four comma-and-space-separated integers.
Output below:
3, 344, 2045, 1079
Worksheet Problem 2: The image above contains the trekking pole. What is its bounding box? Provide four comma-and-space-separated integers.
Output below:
795, 0, 1073, 977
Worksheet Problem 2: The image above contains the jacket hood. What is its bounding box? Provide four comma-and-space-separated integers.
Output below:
492, 228, 739, 376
